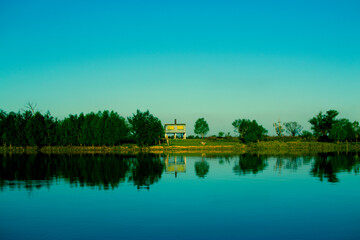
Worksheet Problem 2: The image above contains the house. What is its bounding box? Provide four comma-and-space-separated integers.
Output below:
164, 119, 186, 139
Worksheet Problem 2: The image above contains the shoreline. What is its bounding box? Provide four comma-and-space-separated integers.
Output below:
0, 141, 359, 155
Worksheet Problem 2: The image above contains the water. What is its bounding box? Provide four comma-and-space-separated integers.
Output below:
0, 153, 359, 240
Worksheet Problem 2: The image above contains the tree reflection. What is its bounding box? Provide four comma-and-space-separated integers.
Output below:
311, 153, 359, 183
0, 153, 164, 191
129, 154, 164, 189
233, 154, 268, 175
195, 161, 210, 178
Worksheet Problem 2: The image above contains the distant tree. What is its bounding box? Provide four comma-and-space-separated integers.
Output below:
43, 111, 58, 145
301, 130, 313, 139
128, 110, 164, 146
57, 114, 81, 145
309, 110, 339, 141
353, 121, 360, 142
194, 161, 210, 178
329, 119, 356, 142
194, 118, 209, 138
218, 132, 225, 137
26, 112, 47, 146
1, 111, 17, 146
0, 110, 6, 145
273, 120, 285, 136
232, 119, 267, 143
80, 112, 97, 145
25, 102, 37, 115
284, 122, 303, 136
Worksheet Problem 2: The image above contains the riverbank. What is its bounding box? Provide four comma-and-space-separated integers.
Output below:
1, 140, 359, 154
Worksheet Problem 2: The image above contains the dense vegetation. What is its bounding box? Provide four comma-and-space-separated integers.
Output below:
0, 109, 155, 146
0, 107, 359, 147
232, 119, 268, 143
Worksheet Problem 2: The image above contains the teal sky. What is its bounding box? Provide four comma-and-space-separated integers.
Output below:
1, 0, 359, 135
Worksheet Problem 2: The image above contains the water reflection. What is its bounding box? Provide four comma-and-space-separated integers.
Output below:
0, 153, 164, 190
129, 154, 164, 189
0, 153, 359, 191
233, 154, 267, 175
311, 153, 359, 183
195, 161, 210, 178
164, 155, 186, 178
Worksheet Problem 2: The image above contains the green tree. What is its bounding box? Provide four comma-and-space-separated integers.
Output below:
194, 118, 209, 138
218, 132, 225, 137
128, 110, 164, 146
329, 119, 356, 142
232, 119, 267, 143
26, 112, 47, 146
309, 110, 339, 141
0, 110, 6, 145
301, 130, 313, 140
284, 121, 303, 136
57, 114, 81, 145
353, 121, 360, 142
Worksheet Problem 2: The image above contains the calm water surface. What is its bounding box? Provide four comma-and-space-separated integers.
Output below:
0, 153, 359, 240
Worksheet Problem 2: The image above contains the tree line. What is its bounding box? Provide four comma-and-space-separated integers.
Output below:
194, 109, 359, 143
0, 109, 163, 147
0, 107, 359, 146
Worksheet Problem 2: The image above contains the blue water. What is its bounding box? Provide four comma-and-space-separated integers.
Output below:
0, 153, 359, 240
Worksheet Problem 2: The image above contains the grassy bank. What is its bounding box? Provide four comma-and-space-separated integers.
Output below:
0, 139, 359, 154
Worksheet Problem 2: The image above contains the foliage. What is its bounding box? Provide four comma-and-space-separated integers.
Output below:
273, 120, 285, 136
127, 110, 164, 146
329, 119, 356, 142
218, 132, 225, 137
353, 121, 360, 142
0, 108, 130, 147
284, 121, 303, 136
194, 118, 209, 138
309, 110, 339, 141
232, 119, 267, 143
301, 130, 313, 139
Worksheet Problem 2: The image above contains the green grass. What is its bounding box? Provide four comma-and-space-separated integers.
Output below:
163, 138, 240, 146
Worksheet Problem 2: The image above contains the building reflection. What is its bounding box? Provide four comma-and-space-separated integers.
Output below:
164, 155, 186, 178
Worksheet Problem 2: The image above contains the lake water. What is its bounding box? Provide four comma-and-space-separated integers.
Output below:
1, 153, 359, 240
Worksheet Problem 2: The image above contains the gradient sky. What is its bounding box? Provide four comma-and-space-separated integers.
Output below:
1, 0, 359, 135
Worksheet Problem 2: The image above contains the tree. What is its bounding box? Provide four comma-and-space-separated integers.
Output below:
26, 112, 47, 146
194, 118, 209, 138
284, 122, 303, 136
353, 121, 360, 142
309, 110, 339, 141
232, 119, 267, 143
218, 132, 225, 137
128, 110, 164, 146
273, 120, 284, 136
301, 130, 313, 139
329, 119, 356, 142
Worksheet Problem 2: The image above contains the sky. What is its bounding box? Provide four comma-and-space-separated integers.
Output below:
1, 0, 360, 135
